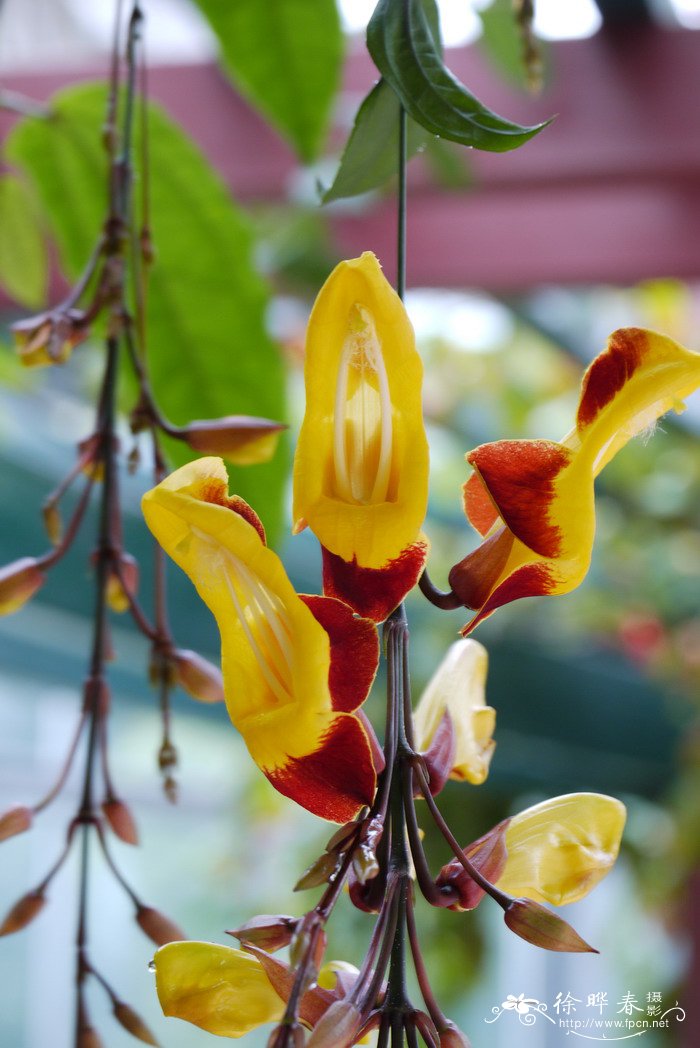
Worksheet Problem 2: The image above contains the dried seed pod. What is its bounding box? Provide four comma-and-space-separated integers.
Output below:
0, 889, 46, 936
113, 1001, 159, 1045
136, 905, 185, 947
102, 797, 139, 846
0, 805, 33, 842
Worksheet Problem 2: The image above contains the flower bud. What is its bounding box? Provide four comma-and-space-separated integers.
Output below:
438, 1021, 472, 1048
307, 1000, 362, 1048
173, 649, 225, 704
227, 914, 298, 953
413, 1011, 440, 1048
436, 820, 509, 911
0, 889, 46, 936
0, 805, 33, 842
113, 1001, 159, 1046
180, 416, 286, 466
77, 1026, 104, 1048
294, 851, 341, 892
106, 553, 139, 613
102, 797, 139, 846
11, 306, 89, 368
42, 503, 63, 546
504, 898, 597, 953
136, 905, 185, 946
0, 557, 45, 615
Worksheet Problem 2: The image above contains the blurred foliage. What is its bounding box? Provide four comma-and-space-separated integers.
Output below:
192, 0, 343, 162
0, 172, 47, 309
5, 84, 287, 541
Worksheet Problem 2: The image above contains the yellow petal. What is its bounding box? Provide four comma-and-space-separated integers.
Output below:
293, 252, 429, 569
142, 458, 332, 769
413, 639, 495, 785
142, 457, 377, 822
154, 941, 284, 1037
570, 327, 700, 475
495, 793, 626, 906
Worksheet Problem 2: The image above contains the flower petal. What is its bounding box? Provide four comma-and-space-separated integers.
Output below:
413, 639, 495, 784
321, 537, 428, 623
495, 793, 626, 906
142, 457, 376, 821
293, 252, 429, 569
299, 595, 379, 712
154, 941, 285, 1037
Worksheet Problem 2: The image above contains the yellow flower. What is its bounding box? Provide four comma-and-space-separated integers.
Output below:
413, 639, 495, 785
293, 252, 429, 619
496, 793, 626, 906
438, 792, 625, 911
154, 941, 284, 1038
142, 457, 379, 822
451, 328, 700, 632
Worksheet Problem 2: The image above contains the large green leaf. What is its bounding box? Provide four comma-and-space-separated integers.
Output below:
367, 0, 551, 152
192, 0, 342, 163
0, 172, 47, 309
6, 84, 287, 542
322, 79, 430, 204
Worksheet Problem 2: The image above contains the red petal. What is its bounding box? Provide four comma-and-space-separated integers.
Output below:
461, 563, 556, 635
463, 472, 499, 536
300, 595, 379, 713
577, 328, 646, 429
448, 528, 514, 610
321, 539, 428, 623
467, 441, 572, 558
266, 716, 376, 823
199, 482, 266, 544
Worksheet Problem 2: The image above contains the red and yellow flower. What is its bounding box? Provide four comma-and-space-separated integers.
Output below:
293, 252, 430, 622
142, 457, 380, 823
450, 328, 700, 633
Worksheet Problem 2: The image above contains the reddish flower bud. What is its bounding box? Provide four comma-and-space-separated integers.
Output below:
173, 649, 225, 704
113, 1001, 159, 1046
42, 503, 63, 546
307, 1000, 362, 1048
419, 711, 457, 797
136, 905, 185, 946
503, 898, 597, 953
77, 1026, 104, 1048
0, 557, 45, 615
0, 805, 33, 842
106, 553, 139, 613
0, 889, 46, 936
227, 914, 298, 953
102, 797, 139, 846
179, 416, 286, 466
438, 1021, 472, 1048
11, 306, 90, 368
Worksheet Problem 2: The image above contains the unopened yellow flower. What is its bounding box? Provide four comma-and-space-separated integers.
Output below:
142, 457, 379, 822
496, 792, 626, 906
293, 252, 429, 577
154, 941, 284, 1038
413, 639, 495, 785
451, 328, 700, 632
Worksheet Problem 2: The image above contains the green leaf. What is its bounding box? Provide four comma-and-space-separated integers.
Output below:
6, 84, 287, 542
367, 0, 551, 152
0, 173, 47, 309
322, 79, 430, 204
192, 0, 342, 162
